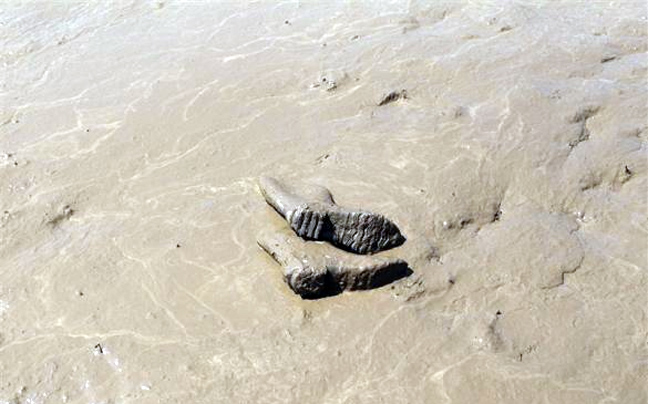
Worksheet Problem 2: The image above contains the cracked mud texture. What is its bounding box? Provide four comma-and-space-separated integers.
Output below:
0, 2, 646, 404
259, 176, 406, 254
257, 230, 410, 299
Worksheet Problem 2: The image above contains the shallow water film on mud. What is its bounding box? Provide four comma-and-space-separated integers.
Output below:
0, 1, 647, 403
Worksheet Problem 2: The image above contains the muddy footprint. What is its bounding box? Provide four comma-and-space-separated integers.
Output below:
259, 176, 406, 254
258, 229, 410, 299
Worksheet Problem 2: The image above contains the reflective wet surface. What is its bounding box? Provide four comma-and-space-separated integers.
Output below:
1, 1, 646, 403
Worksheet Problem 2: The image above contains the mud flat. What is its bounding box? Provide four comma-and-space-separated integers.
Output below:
0, 1, 646, 403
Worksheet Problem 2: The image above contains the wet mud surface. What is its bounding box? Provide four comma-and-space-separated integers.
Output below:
0, 1, 647, 403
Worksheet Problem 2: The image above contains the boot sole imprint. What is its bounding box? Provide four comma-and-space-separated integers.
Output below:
287, 205, 404, 254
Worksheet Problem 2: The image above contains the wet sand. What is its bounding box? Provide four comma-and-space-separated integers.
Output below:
1, 1, 647, 403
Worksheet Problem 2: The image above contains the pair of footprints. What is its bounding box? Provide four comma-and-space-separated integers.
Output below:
258, 177, 409, 299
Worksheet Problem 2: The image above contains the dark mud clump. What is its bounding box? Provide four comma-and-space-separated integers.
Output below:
378, 89, 407, 106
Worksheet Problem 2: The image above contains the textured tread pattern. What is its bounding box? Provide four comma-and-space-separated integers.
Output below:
286, 206, 325, 240
286, 206, 404, 254
260, 176, 405, 254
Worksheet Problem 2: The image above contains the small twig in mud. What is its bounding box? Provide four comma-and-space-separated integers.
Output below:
94, 343, 104, 355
